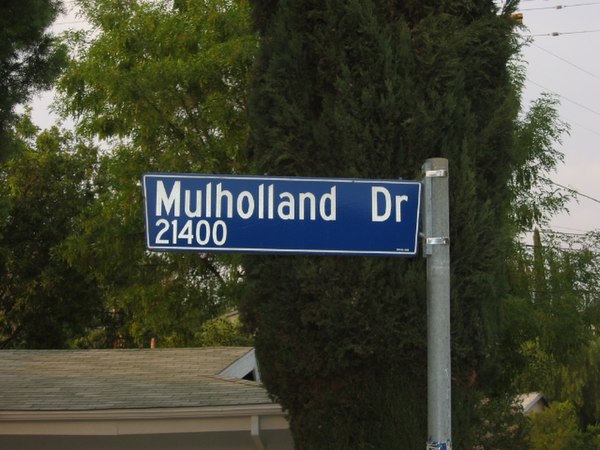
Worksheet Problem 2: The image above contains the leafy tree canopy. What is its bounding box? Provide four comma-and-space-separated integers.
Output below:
503, 229, 600, 430
0, 116, 102, 348
58, 0, 256, 173
54, 0, 257, 347
530, 401, 586, 450
0, 0, 67, 160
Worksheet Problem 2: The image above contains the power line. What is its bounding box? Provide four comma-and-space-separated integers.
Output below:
521, 229, 600, 254
522, 227, 599, 237
531, 42, 600, 81
531, 29, 600, 37
539, 228, 599, 236
54, 20, 87, 26
520, 2, 600, 10
526, 45, 600, 136
549, 180, 600, 204
544, 225, 596, 233
522, 242, 600, 255
567, 119, 600, 138
527, 78, 600, 118
526, 44, 600, 135
520, 0, 599, 3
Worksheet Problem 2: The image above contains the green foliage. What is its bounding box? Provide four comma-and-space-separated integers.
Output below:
0, 117, 102, 348
55, 0, 257, 347
586, 423, 600, 448
242, 0, 530, 447
502, 229, 600, 431
470, 395, 530, 450
0, 0, 67, 160
580, 338, 600, 431
58, 0, 256, 173
0, 0, 69, 340
243, 256, 428, 448
529, 401, 586, 450
4, 3, 596, 450
196, 315, 253, 346
511, 94, 573, 230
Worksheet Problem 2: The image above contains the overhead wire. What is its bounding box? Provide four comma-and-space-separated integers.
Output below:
540, 227, 597, 235
519, 0, 598, 3
543, 225, 595, 233
521, 228, 600, 254
525, 41, 600, 135
527, 78, 600, 118
532, 29, 600, 36
530, 42, 600, 80
54, 20, 87, 26
519, 23, 600, 136
520, 2, 600, 10
566, 120, 600, 137
548, 180, 600, 204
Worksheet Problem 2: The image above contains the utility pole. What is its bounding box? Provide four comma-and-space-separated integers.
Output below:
422, 158, 451, 450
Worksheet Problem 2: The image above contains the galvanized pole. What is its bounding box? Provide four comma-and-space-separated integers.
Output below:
422, 158, 451, 450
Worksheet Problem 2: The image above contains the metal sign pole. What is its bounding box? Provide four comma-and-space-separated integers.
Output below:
422, 158, 451, 450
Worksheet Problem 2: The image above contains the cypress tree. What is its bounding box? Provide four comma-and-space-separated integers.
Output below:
241, 1, 523, 447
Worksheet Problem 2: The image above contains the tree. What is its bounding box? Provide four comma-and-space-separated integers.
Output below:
529, 401, 585, 450
58, 0, 255, 173
0, 0, 67, 161
510, 94, 572, 231
0, 117, 103, 348
196, 315, 253, 346
55, 0, 257, 347
503, 229, 600, 433
241, 0, 531, 447
471, 394, 530, 450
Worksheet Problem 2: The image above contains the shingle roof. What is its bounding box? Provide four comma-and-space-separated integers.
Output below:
0, 347, 273, 411
518, 392, 548, 414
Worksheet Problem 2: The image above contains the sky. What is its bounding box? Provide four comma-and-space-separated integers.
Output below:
515, 0, 600, 234
29, 0, 600, 234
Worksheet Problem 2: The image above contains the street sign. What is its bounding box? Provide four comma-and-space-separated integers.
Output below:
142, 173, 421, 256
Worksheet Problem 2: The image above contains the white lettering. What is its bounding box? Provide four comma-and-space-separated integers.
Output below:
184, 189, 203, 217
205, 183, 212, 218
395, 195, 409, 222
153, 180, 344, 224
371, 186, 391, 222
196, 221, 210, 245
299, 192, 316, 220
278, 192, 295, 220
372, 187, 408, 222
319, 187, 337, 221
216, 183, 233, 218
237, 191, 255, 219
258, 184, 265, 219
268, 184, 274, 219
213, 220, 227, 245
156, 181, 180, 217
155, 218, 170, 243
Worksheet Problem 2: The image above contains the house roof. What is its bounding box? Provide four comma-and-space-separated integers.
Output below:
0, 348, 293, 449
518, 392, 548, 414
0, 347, 271, 411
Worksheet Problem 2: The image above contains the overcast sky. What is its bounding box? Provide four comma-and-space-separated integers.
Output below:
29, 0, 599, 234
517, 0, 600, 234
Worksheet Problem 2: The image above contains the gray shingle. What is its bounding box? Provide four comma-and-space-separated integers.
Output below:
0, 348, 273, 411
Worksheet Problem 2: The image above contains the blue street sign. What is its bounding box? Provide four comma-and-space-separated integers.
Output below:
142, 173, 421, 256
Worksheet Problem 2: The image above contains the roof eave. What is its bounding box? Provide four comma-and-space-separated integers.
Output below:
0, 403, 288, 436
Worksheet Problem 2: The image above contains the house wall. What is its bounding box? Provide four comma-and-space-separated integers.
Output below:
0, 429, 293, 450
